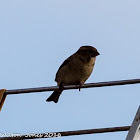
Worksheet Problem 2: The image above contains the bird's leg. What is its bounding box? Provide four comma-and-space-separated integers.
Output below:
77, 81, 82, 91
79, 83, 81, 91
59, 82, 64, 92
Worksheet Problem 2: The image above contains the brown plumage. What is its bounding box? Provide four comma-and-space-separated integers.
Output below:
46, 46, 100, 103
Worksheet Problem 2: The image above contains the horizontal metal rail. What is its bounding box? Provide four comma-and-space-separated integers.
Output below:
5, 79, 140, 95
0, 126, 130, 139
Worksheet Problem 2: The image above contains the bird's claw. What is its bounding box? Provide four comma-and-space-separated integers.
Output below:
59, 82, 64, 92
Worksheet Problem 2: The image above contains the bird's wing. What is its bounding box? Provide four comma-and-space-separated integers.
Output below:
55, 58, 70, 81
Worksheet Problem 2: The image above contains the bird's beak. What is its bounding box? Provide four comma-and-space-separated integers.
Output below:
96, 52, 100, 56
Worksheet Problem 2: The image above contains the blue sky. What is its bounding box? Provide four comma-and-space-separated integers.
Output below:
0, 0, 140, 139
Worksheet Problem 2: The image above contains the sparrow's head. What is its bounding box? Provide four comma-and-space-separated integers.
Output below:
77, 46, 100, 57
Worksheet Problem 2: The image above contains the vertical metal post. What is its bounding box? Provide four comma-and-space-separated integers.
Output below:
126, 106, 140, 140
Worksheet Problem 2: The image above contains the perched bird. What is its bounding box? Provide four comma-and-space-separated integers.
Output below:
46, 46, 100, 103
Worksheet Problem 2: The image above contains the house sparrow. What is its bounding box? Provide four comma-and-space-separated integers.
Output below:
46, 46, 100, 103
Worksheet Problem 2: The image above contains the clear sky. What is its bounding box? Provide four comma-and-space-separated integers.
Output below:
0, 0, 140, 140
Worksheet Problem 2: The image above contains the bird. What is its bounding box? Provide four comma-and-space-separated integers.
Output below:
46, 46, 100, 103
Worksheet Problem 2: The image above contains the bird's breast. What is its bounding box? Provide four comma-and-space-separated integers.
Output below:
83, 57, 96, 74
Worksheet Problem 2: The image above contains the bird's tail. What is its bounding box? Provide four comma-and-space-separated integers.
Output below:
46, 91, 62, 103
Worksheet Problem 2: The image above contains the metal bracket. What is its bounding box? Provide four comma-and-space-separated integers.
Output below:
0, 89, 6, 111
126, 106, 140, 140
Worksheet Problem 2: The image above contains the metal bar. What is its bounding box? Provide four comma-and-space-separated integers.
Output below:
126, 106, 140, 140
5, 79, 140, 95
0, 126, 130, 140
